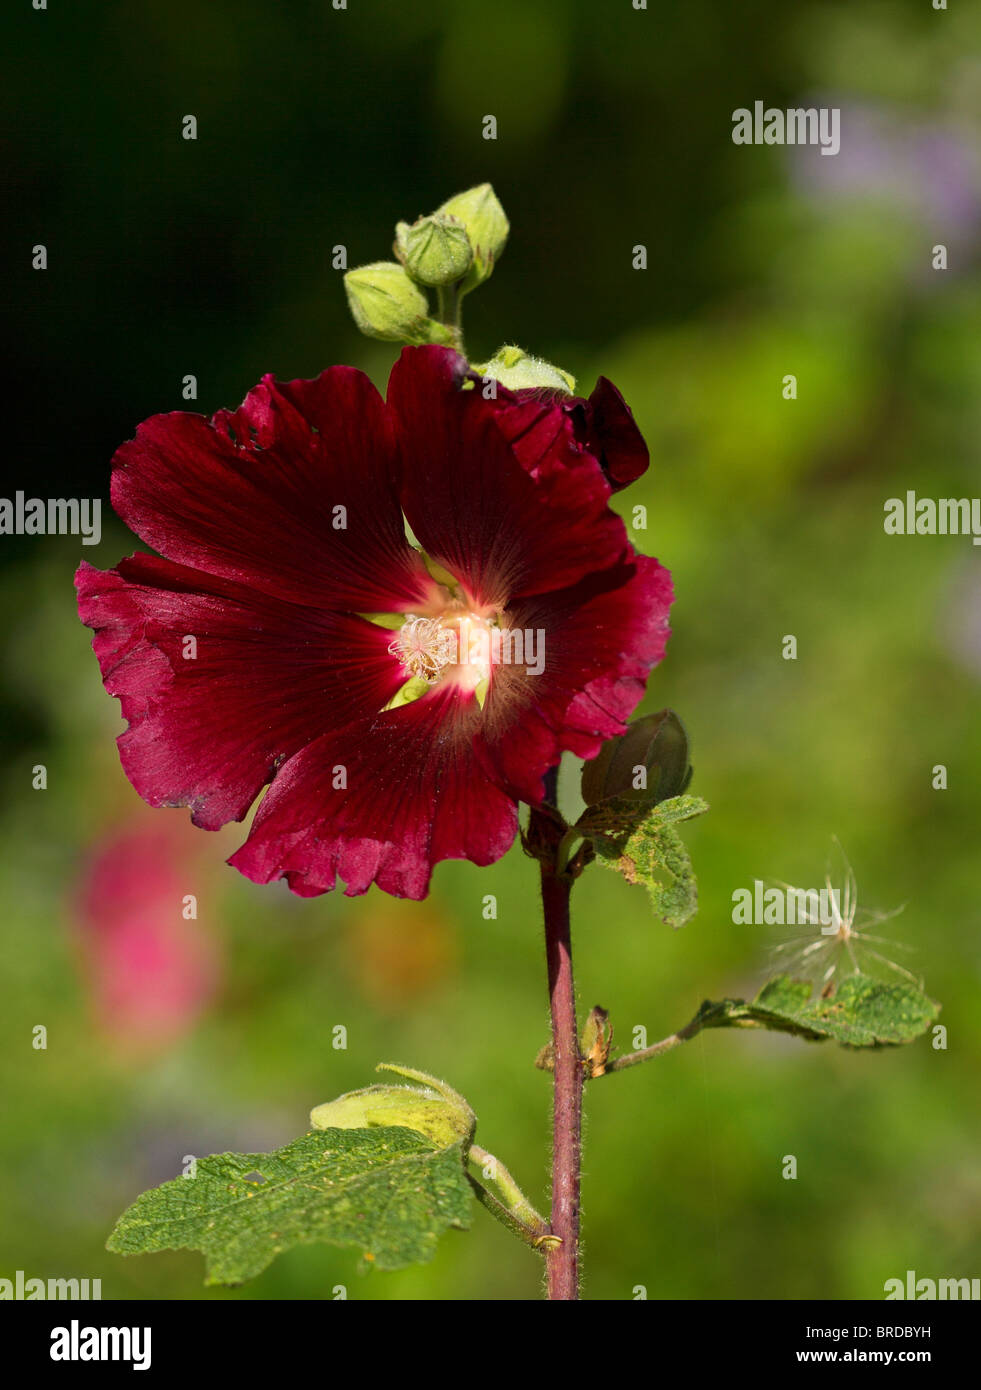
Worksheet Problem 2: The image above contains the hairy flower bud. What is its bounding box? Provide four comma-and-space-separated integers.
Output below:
343, 261, 453, 345
436, 183, 509, 292
396, 213, 473, 287
477, 344, 576, 393
311, 1063, 475, 1149
581, 709, 692, 807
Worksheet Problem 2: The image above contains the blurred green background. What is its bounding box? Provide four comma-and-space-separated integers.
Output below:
2, 0, 979, 1300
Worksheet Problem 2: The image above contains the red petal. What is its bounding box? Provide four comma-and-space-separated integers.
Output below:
111, 368, 435, 613
76, 555, 405, 830
475, 555, 673, 804
579, 376, 649, 490
493, 376, 649, 492
387, 347, 628, 608
230, 685, 518, 899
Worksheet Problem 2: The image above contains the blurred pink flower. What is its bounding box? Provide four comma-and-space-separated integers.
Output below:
72, 820, 220, 1050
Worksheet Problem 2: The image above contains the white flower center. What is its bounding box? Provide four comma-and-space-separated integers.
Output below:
388, 615, 459, 683
387, 610, 498, 694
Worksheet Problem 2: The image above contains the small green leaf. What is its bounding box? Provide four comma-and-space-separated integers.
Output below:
584, 794, 709, 928
381, 675, 434, 711
107, 1126, 473, 1284
693, 972, 940, 1047
577, 791, 707, 841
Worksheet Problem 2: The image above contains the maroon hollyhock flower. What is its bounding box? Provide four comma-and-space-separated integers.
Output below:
77, 347, 672, 900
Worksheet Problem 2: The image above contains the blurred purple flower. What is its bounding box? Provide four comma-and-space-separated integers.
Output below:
943, 558, 981, 681
792, 100, 981, 251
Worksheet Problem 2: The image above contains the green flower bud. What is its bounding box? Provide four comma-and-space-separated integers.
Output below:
310, 1063, 475, 1150
394, 220, 411, 254
581, 709, 693, 808
310, 1085, 469, 1148
476, 344, 576, 393
396, 213, 473, 287
343, 261, 453, 345
436, 183, 509, 292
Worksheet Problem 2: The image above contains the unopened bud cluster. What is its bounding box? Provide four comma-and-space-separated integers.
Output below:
344, 183, 509, 345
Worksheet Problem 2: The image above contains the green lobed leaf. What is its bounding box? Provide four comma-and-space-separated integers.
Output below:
692, 972, 940, 1047
585, 794, 709, 928
107, 1126, 473, 1284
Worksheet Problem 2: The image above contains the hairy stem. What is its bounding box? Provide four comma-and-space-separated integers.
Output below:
533, 765, 583, 1300
435, 283, 464, 354
600, 1009, 707, 1075
603, 1032, 685, 1071
468, 1144, 550, 1237
468, 1177, 555, 1250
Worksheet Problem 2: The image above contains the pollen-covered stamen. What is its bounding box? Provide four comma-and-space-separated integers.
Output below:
388, 615, 458, 683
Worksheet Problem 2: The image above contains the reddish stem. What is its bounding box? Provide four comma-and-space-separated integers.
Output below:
534, 768, 583, 1300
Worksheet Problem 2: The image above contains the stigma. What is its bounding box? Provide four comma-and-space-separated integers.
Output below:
387, 610, 496, 693
388, 616, 459, 683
